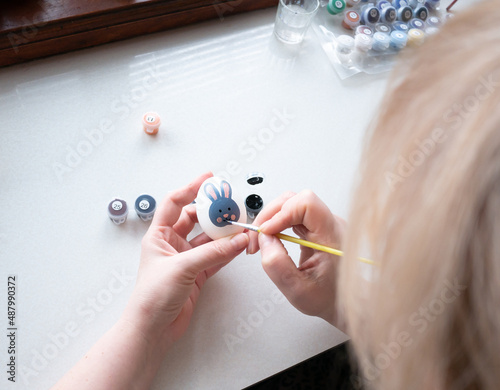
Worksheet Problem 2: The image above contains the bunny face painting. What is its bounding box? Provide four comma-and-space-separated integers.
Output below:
196, 177, 246, 240
205, 180, 240, 226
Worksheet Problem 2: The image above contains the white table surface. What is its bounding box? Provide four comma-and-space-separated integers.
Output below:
0, 7, 390, 390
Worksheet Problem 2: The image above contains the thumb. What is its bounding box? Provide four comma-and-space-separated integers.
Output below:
258, 233, 302, 296
178, 233, 249, 275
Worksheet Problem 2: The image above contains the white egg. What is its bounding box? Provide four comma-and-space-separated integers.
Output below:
195, 177, 246, 240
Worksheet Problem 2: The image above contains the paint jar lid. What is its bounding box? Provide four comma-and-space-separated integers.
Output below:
376, 0, 391, 9
425, 0, 440, 9
337, 35, 355, 52
356, 25, 374, 36
355, 33, 373, 51
397, 6, 413, 23
413, 4, 428, 20
392, 21, 409, 32
390, 30, 408, 49
408, 28, 426, 45
346, 0, 361, 6
108, 198, 128, 218
343, 10, 361, 28
380, 6, 397, 23
372, 32, 390, 51
361, 6, 380, 24
375, 23, 391, 33
409, 18, 425, 29
246, 172, 265, 185
425, 26, 439, 36
327, 0, 346, 15
135, 194, 156, 215
393, 0, 409, 7
142, 112, 161, 127
426, 16, 441, 28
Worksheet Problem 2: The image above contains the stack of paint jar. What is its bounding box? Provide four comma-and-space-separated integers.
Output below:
326, 0, 449, 66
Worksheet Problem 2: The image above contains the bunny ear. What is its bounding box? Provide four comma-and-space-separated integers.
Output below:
204, 183, 220, 202
220, 180, 232, 199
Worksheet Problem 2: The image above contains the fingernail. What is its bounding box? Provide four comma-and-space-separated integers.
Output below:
231, 233, 249, 251
247, 240, 255, 255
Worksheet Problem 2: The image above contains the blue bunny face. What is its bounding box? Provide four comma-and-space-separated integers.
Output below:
204, 180, 241, 227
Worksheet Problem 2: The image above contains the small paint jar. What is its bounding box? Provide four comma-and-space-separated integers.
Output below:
336, 34, 355, 63
372, 32, 390, 51
392, 21, 409, 33
245, 172, 265, 219
108, 198, 128, 225
327, 0, 346, 15
343, 10, 361, 29
346, 0, 361, 6
426, 15, 441, 28
408, 0, 424, 8
413, 4, 428, 20
142, 112, 161, 135
336, 34, 355, 54
425, 26, 439, 36
135, 194, 156, 221
356, 25, 374, 36
354, 33, 373, 51
397, 6, 413, 22
425, 0, 440, 10
390, 30, 408, 49
245, 195, 264, 219
360, 5, 380, 25
409, 18, 425, 29
375, 22, 391, 34
380, 6, 397, 23
408, 28, 425, 46
376, 0, 391, 9
392, 0, 409, 8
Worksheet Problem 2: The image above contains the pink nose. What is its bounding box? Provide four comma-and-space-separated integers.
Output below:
223, 214, 229, 218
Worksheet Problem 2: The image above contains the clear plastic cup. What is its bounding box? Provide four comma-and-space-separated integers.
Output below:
274, 0, 320, 44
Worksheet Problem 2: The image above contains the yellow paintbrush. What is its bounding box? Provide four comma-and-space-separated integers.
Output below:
227, 220, 374, 265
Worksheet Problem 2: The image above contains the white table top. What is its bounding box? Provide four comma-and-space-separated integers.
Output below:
0, 7, 389, 390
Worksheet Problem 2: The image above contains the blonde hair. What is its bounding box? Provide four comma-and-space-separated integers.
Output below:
339, 2, 500, 389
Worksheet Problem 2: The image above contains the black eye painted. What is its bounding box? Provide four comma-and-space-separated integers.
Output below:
228, 207, 231, 211
219, 209, 222, 213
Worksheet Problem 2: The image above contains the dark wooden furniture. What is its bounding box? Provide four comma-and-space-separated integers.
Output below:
0, 0, 278, 67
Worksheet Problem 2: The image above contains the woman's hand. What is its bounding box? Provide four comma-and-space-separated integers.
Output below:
52, 172, 249, 390
247, 190, 346, 327
123, 172, 249, 351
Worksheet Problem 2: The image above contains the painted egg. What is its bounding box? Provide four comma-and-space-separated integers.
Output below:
195, 177, 246, 240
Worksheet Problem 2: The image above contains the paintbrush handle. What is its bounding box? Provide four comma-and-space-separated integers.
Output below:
275, 233, 374, 265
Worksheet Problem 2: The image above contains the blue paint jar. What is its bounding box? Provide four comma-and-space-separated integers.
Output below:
397, 6, 413, 22
392, 21, 409, 32
392, 0, 409, 8
380, 6, 397, 23
135, 194, 157, 221
425, 0, 440, 10
361, 5, 380, 24
390, 30, 408, 49
409, 18, 425, 29
413, 4, 429, 20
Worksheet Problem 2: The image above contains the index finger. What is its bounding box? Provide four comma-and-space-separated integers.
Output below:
151, 172, 213, 228
260, 190, 334, 237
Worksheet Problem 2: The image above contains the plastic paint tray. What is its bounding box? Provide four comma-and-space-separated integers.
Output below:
312, 4, 448, 80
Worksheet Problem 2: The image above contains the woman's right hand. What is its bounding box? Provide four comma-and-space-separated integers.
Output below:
247, 191, 346, 328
